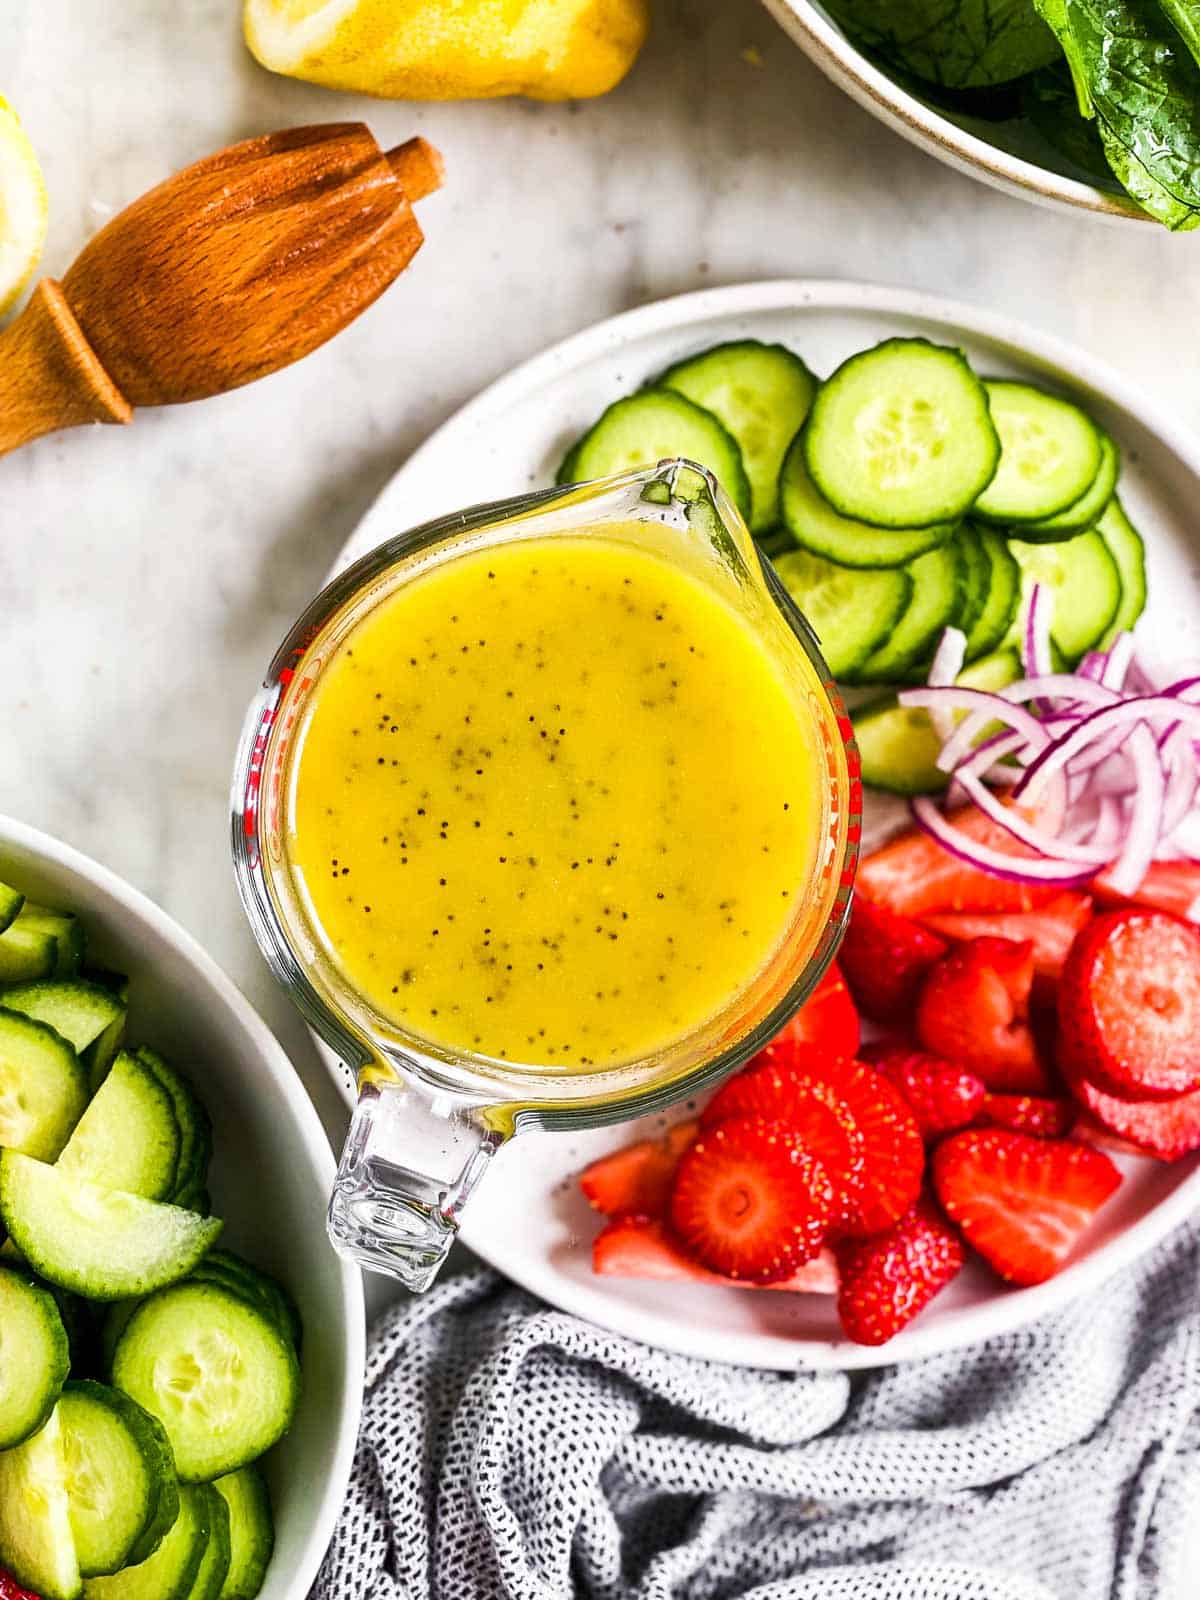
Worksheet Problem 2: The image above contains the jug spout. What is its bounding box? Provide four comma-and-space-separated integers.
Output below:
328, 1077, 504, 1290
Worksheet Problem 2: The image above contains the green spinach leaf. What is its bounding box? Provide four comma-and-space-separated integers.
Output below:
1158, 0, 1200, 70
823, 0, 1061, 89
1022, 64, 1113, 179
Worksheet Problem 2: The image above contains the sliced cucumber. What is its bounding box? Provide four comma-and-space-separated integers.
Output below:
1004, 529, 1122, 666
83, 1482, 209, 1600
101, 1299, 142, 1371
950, 522, 991, 640
213, 1468, 273, 1600
10, 906, 86, 979
0, 1406, 82, 1600
0, 881, 25, 935
2, 980, 125, 1060
59, 1381, 178, 1578
189, 1252, 301, 1351
134, 1048, 213, 1203
755, 526, 794, 561
1095, 498, 1148, 647
58, 1051, 182, 1202
657, 340, 817, 531
0, 921, 58, 983
78, 971, 131, 1092
848, 540, 966, 684
853, 649, 1022, 794
111, 1283, 301, 1483
1019, 431, 1120, 540
188, 1488, 232, 1600
772, 550, 912, 677
802, 339, 999, 529
0, 1260, 70, 1448
0, 1152, 222, 1301
777, 432, 955, 568
974, 381, 1103, 524
557, 389, 752, 521
0, 1008, 90, 1160
964, 525, 1022, 662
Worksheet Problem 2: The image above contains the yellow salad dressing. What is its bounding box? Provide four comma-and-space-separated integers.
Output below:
285, 534, 824, 1069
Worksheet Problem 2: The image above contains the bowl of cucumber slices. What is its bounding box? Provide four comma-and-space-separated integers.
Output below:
0, 814, 364, 1600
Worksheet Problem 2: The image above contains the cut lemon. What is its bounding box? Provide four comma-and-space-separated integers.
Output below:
0, 97, 47, 317
243, 0, 650, 101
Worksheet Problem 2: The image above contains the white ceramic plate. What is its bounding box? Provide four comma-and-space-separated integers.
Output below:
0, 814, 365, 1592
760, 1, 1148, 226
332, 280, 1200, 1369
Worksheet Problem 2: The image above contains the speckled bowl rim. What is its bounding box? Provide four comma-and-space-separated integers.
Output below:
760, 0, 1151, 226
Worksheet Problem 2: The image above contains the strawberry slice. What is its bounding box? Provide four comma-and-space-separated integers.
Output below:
834, 1195, 965, 1345
667, 1118, 834, 1283
920, 892, 1093, 985
857, 806, 1062, 919
977, 1092, 1075, 1139
579, 1120, 699, 1218
861, 1043, 985, 1138
1094, 860, 1200, 923
838, 897, 948, 1023
1057, 909, 1200, 1101
917, 936, 1052, 1094
1061, 1054, 1200, 1162
592, 1214, 838, 1293
933, 1129, 1121, 1286
0, 1573, 41, 1600
784, 961, 860, 1058
812, 1058, 925, 1238
700, 1053, 866, 1226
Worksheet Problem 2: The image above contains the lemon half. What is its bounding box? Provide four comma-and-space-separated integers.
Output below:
0, 97, 47, 317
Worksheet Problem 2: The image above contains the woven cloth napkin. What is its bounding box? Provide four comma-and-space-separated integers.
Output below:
313, 1220, 1200, 1600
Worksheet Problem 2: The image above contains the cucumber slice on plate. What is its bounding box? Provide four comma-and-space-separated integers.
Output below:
134, 1048, 213, 1203
57, 1050, 182, 1202
802, 338, 1000, 529
1019, 431, 1120, 540
0, 920, 59, 983
2, 980, 125, 1060
83, 1481, 210, 1600
964, 526, 1022, 662
188, 1488, 232, 1600
111, 1283, 301, 1483
9, 905, 86, 978
973, 381, 1103, 524
0, 880, 25, 935
556, 389, 752, 521
1004, 528, 1122, 666
0, 1008, 90, 1160
657, 340, 817, 531
771, 550, 912, 677
58, 1381, 179, 1578
0, 1406, 82, 1600
213, 1467, 273, 1600
0, 1152, 222, 1300
847, 540, 966, 685
1095, 498, 1148, 646
78, 970, 131, 1091
853, 649, 1021, 795
190, 1251, 301, 1350
777, 433, 955, 568
0, 1260, 70, 1448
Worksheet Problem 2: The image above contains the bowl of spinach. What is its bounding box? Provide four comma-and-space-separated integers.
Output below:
761, 0, 1200, 229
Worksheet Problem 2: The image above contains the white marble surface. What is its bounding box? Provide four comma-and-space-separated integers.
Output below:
3, 0, 1200, 1383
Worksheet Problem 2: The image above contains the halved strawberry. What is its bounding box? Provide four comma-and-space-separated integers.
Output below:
785, 961, 860, 1058
579, 1120, 699, 1218
838, 897, 948, 1023
933, 1128, 1121, 1286
977, 1093, 1075, 1139
700, 1053, 866, 1225
818, 1059, 925, 1237
856, 805, 1062, 919
1057, 909, 1200, 1101
592, 1214, 838, 1293
1062, 1054, 1200, 1162
0, 1573, 41, 1600
917, 936, 1052, 1094
920, 892, 1093, 985
834, 1195, 965, 1345
667, 1118, 834, 1283
862, 1043, 985, 1138
1094, 860, 1200, 923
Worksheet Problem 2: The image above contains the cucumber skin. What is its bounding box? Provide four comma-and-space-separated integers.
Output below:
187, 1488, 231, 1600
964, 527, 1021, 662
1019, 433, 1120, 542
845, 540, 966, 685
0, 882, 25, 936
0, 1261, 70, 1450
213, 1468, 273, 1600
83, 1482, 209, 1600
1096, 499, 1148, 647
134, 1049, 213, 1203
973, 381, 1104, 526
58, 1381, 174, 1578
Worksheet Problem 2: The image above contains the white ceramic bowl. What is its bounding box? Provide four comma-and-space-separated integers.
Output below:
0, 813, 364, 1597
761, 0, 1149, 226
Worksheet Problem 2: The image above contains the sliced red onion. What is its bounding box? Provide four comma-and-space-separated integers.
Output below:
1078, 650, 1107, 683
909, 798, 1100, 887
1101, 633, 1136, 691
925, 627, 967, 742
1018, 698, 1200, 803
1161, 727, 1199, 840
1104, 725, 1165, 896
1023, 583, 1052, 680
952, 771, 1114, 864
897, 688, 1049, 775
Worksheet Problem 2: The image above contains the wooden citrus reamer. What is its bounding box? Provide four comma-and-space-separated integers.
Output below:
0, 123, 443, 458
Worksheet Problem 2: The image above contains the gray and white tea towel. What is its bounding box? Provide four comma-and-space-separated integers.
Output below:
313, 1221, 1200, 1600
